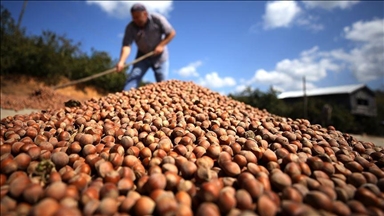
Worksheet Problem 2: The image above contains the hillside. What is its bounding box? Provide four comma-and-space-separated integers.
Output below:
0, 75, 105, 111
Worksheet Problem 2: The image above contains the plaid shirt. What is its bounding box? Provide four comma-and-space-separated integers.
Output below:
122, 13, 174, 66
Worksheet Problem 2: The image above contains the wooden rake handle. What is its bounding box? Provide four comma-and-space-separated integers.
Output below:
52, 51, 155, 90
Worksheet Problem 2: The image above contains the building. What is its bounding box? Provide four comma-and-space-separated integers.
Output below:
277, 84, 377, 117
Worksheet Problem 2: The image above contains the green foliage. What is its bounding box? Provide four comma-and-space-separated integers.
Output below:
0, 5, 127, 92
70, 49, 126, 93
327, 103, 356, 132
1, 5, 28, 74
229, 86, 291, 117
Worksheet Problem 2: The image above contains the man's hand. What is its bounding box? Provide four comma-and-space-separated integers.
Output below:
154, 45, 164, 55
116, 61, 125, 73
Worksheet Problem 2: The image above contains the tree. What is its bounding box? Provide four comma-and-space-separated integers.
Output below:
229, 85, 291, 117
0, 4, 128, 94
1, 5, 27, 74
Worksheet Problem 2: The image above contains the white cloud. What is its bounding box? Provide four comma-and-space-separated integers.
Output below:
282, 46, 341, 80
235, 84, 248, 93
275, 47, 343, 82
246, 18, 384, 92
302, 1, 360, 10
344, 19, 384, 42
86, 1, 173, 18
336, 19, 384, 82
250, 69, 317, 92
260, 1, 323, 32
296, 15, 324, 32
263, 1, 302, 29
244, 45, 342, 91
252, 69, 293, 84
176, 61, 202, 77
258, 1, 359, 32
199, 72, 236, 89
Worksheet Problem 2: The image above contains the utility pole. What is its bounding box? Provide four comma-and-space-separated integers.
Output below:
16, 0, 28, 30
303, 76, 308, 119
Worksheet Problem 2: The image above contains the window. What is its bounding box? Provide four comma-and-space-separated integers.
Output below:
357, 98, 369, 106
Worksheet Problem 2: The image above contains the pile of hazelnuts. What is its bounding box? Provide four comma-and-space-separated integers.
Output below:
1, 80, 383, 216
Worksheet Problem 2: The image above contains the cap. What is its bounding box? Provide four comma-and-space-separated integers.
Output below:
131, 3, 147, 13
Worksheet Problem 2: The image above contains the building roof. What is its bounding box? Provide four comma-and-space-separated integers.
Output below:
277, 83, 366, 99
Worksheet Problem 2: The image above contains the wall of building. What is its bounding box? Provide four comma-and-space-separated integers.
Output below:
350, 89, 377, 116
280, 90, 377, 117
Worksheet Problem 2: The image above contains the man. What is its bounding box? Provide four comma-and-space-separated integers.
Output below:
116, 3, 176, 91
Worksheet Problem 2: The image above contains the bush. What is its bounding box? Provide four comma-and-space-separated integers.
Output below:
229, 86, 291, 117
1, 5, 127, 93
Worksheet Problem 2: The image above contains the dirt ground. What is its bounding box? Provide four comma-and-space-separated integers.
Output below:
349, 134, 384, 147
0, 75, 106, 111
1, 75, 104, 100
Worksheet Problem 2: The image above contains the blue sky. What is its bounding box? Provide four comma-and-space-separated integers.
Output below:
2, 1, 384, 95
